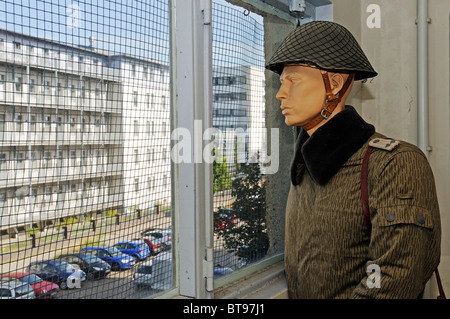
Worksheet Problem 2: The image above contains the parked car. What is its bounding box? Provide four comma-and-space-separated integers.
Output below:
214, 209, 240, 230
0, 272, 59, 299
0, 281, 35, 299
214, 266, 234, 278
141, 229, 172, 251
27, 260, 86, 290
134, 237, 163, 255
132, 252, 173, 290
80, 246, 135, 271
132, 252, 233, 289
59, 253, 111, 280
113, 240, 151, 261
133, 259, 153, 287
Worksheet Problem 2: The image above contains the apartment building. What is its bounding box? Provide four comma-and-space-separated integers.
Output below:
212, 65, 266, 167
0, 29, 170, 237
109, 55, 171, 214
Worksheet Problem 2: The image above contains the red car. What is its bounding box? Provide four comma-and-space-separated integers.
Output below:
0, 272, 60, 299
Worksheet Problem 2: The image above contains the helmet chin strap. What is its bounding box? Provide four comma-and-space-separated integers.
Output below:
301, 72, 355, 132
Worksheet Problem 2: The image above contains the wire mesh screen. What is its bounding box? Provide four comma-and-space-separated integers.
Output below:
212, 1, 268, 278
0, 0, 173, 299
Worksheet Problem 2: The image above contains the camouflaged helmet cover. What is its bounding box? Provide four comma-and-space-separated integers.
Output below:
266, 21, 378, 81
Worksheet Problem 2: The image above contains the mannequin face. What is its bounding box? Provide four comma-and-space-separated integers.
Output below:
276, 65, 327, 127
276, 65, 351, 132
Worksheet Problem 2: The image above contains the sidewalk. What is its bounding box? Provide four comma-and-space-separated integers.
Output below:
0, 213, 171, 272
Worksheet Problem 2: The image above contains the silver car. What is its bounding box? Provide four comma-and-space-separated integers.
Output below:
0, 281, 35, 299
133, 259, 153, 287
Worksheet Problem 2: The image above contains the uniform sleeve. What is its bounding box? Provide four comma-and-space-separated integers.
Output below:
351, 150, 441, 299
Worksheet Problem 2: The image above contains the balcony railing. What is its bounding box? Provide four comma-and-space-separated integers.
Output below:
0, 50, 121, 81
0, 84, 122, 114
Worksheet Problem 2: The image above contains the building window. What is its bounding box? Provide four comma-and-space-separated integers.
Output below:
133, 91, 138, 107
14, 77, 22, 92
44, 81, 50, 92
143, 67, 148, 79
16, 153, 24, 169
29, 79, 35, 93
15, 115, 23, 132
134, 120, 139, 136
0, 153, 6, 171
0, 114, 5, 131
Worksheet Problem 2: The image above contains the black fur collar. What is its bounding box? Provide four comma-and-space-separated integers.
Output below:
291, 106, 375, 186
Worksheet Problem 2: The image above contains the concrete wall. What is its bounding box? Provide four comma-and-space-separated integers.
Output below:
264, 14, 296, 256
332, 0, 450, 297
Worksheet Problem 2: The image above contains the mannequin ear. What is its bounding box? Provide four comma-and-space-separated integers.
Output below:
329, 73, 346, 95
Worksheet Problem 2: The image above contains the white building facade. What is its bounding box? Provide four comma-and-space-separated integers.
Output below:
0, 29, 170, 237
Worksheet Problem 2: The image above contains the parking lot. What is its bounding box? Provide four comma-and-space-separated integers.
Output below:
55, 259, 162, 299
0, 213, 173, 299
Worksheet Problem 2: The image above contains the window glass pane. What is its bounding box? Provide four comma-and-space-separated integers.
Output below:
0, 0, 172, 299
212, 1, 272, 277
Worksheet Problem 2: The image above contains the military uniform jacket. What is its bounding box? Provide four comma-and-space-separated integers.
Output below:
285, 106, 441, 299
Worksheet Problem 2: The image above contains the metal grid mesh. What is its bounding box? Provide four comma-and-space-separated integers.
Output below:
212, 1, 268, 277
0, 0, 172, 299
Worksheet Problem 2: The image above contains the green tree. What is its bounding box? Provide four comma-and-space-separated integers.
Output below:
213, 148, 232, 194
215, 153, 268, 262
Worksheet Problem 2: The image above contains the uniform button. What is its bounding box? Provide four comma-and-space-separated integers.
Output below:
417, 215, 426, 225
386, 214, 395, 222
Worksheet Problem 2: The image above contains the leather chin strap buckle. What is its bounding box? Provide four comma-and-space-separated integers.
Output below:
301, 72, 354, 132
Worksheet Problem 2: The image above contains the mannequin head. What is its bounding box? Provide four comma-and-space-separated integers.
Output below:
276, 64, 354, 134
266, 21, 377, 134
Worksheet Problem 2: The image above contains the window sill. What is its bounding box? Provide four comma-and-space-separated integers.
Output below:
214, 257, 287, 299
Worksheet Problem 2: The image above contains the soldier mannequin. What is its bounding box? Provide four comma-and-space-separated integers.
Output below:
266, 21, 441, 299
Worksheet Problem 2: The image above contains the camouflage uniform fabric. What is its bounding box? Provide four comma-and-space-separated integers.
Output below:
285, 106, 441, 299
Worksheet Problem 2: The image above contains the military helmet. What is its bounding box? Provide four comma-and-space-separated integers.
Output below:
266, 21, 377, 81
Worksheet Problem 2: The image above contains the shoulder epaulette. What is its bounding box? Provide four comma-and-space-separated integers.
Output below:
369, 138, 400, 151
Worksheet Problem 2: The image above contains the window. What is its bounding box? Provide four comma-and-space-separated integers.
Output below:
0, 114, 5, 131
133, 120, 139, 136
133, 91, 138, 107
15, 114, 23, 131
16, 153, 24, 169
14, 77, 22, 92
0, 154, 6, 171
44, 81, 50, 92
0, 0, 287, 301
28, 78, 35, 93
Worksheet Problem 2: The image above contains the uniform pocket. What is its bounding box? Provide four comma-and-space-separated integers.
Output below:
377, 206, 433, 229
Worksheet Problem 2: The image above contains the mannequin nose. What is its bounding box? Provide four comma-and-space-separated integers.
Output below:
276, 83, 288, 101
